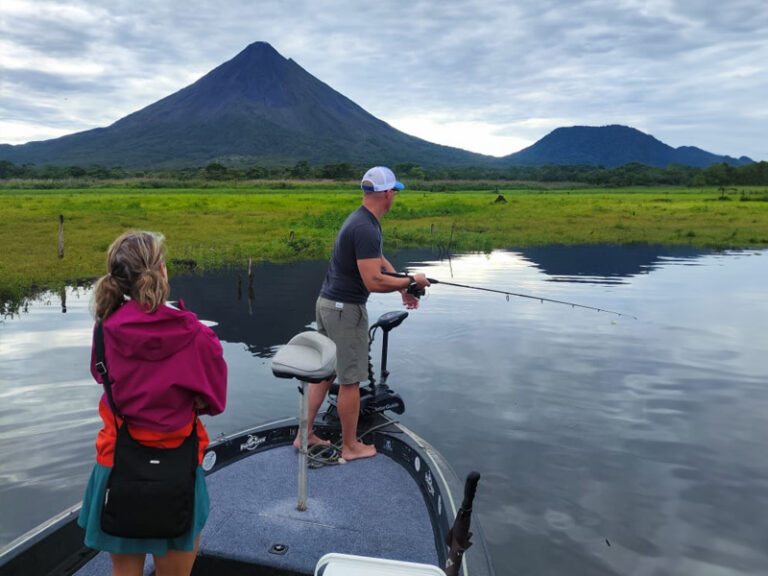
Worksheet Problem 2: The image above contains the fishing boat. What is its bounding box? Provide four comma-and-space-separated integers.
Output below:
0, 310, 495, 576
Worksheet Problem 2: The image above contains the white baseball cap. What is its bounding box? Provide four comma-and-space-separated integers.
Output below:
361, 166, 405, 192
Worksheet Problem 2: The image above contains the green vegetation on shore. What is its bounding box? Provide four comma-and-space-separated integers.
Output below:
2, 184, 768, 313
2, 158, 768, 187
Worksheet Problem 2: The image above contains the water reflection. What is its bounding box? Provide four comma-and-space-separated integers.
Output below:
0, 287, 98, 549
1, 247, 767, 576
169, 259, 329, 358
519, 244, 708, 285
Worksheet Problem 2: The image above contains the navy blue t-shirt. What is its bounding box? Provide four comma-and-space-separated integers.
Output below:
319, 206, 382, 304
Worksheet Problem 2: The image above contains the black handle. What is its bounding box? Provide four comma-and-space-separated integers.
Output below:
461, 471, 481, 511
382, 270, 408, 278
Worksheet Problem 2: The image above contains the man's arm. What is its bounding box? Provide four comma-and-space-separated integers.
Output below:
358, 257, 430, 294
381, 256, 397, 275
358, 257, 411, 293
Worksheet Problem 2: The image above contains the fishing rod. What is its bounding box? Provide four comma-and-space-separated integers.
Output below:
385, 272, 637, 319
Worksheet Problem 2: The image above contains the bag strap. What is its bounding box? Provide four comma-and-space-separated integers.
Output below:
94, 322, 121, 428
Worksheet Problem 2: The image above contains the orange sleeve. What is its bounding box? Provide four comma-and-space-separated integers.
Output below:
95, 400, 210, 467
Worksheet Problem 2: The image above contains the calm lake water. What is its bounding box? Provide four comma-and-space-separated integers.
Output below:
1, 245, 766, 575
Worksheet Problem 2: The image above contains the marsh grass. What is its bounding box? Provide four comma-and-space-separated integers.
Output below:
2, 185, 767, 311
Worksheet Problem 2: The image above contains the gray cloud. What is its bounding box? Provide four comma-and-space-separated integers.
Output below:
1, 0, 766, 160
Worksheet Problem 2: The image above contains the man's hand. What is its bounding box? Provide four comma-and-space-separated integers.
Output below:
401, 291, 420, 309
412, 273, 430, 288
396, 272, 429, 308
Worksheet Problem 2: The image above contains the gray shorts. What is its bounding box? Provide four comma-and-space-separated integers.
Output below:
315, 296, 369, 385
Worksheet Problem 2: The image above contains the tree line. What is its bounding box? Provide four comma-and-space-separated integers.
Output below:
1, 159, 767, 187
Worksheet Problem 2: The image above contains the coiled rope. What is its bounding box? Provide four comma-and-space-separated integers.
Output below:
304, 419, 398, 468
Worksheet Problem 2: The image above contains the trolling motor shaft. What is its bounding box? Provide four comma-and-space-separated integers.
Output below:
369, 310, 408, 386
359, 311, 408, 416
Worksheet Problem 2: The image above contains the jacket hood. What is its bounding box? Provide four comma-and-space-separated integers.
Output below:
103, 300, 200, 362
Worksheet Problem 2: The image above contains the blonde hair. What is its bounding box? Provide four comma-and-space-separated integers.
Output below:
92, 231, 170, 321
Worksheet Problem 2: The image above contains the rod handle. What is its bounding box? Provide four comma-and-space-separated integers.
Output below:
461, 471, 481, 511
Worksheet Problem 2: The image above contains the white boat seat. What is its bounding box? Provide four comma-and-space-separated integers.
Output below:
314, 553, 446, 576
271, 331, 336, 383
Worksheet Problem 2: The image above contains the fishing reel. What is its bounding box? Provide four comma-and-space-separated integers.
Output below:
406, 278, 426, 298
382, 270, 426, 298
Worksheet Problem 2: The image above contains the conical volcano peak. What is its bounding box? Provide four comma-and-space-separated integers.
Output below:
235, 41, 285, 62
181, 41, 301, 109
245, 40, 277, 51
220, 41, 291, 76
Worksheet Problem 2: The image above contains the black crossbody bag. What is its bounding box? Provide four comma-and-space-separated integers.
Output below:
94, 322, 198, 539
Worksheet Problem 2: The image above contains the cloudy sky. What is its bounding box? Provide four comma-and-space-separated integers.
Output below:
1, 0, 767, 160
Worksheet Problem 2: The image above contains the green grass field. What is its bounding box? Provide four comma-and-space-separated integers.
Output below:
2, 184, 767, 311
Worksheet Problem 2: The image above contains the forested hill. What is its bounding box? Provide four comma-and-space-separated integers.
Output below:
504, 125, 752, 168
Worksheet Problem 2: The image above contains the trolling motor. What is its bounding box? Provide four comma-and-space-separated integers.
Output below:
324, 310, 409, 421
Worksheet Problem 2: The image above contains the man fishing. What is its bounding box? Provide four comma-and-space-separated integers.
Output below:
294, 166, 430, 460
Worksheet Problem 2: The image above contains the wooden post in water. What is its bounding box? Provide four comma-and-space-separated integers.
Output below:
247, 258, 254, 315
58, 215, 65, 259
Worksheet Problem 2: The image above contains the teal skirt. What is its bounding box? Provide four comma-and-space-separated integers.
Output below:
78, 463, 209, 555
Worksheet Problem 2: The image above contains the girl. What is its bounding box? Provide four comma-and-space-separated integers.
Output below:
78, 231, 227, 576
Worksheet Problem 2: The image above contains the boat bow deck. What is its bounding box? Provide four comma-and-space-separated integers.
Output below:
198, 444, 437, 574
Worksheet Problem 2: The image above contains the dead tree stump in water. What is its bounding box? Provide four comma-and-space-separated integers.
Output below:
58, 215, 65, 258
247, 258, 255, 315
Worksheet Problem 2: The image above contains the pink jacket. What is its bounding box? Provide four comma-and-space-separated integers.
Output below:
91, 300, 227, 432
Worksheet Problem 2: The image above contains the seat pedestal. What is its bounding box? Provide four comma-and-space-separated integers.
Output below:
271, 331, 336, 511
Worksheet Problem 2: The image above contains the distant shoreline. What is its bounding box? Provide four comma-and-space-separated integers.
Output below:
2, 184, 767, 312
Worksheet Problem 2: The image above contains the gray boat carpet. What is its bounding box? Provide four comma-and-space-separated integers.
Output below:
201, 445, 437, 572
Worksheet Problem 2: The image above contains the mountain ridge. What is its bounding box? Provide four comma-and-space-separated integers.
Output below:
0, 42, 753, 169
504, 125, 752, 168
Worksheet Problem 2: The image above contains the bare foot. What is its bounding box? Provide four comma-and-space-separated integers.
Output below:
293, 433, 331, 450
341, 441, 377, 461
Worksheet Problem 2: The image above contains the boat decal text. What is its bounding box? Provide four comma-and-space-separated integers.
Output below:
425, 470, 435, 497
240, 434, 267, 451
